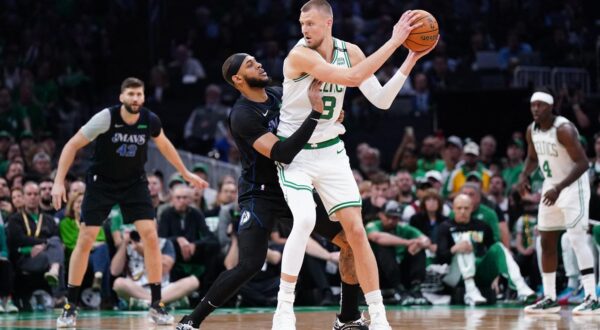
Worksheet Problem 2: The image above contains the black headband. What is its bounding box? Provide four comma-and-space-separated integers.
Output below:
223, 53, 250, 86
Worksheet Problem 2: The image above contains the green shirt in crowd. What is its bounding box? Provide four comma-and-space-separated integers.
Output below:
366, 219, 424, 263
415, 158, 445, 179
0, 223, 8, 259
59, 217, 106, 252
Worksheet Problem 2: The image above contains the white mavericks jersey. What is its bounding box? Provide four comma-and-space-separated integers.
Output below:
531, 116, 589, 191
278, 38, 350, 143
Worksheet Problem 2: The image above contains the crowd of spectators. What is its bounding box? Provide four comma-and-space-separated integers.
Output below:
0, 0, 599, 313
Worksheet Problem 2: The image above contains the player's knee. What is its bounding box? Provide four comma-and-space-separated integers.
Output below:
291, 212, 316, 234
185, 276, 200, 290
139, 229, 159, 246
77, 229, 100, 250
345, 223, 367, 244
566, 228, 588, 250
113, 277, 126, 291
540, 235, 557, 253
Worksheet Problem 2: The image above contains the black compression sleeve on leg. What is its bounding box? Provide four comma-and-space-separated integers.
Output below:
188, 224, 270, 327
339, 281, 361, 323
270, 110, 321, 164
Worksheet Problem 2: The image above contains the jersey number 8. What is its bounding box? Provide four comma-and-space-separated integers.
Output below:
320, 96, 336, 120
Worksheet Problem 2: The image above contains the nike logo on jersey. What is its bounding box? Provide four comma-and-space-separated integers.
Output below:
261, 110, 269, 117
336, 148, 344, 154
115, 124, 124, 128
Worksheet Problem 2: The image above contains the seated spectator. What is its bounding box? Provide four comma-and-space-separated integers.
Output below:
394, 170, 415, 206
204, 181, 237, 218
6, 181, 65, 306
147, 173, 166, 211
501, 138, 525, 192
409, 188, 449, 245
436, 194, 535, 306
366, 201, 432, 306
513, 213, 540, 294
415, 136, 445, 178
31, 151, 52, 179
11, 187, 24, 213
403, 175, 452, 222
357, 145, 383, 180
158, 185, 219, 282
361, 172, 389, 224
487, 175, 509, 223
444, 142, 491, 197
190, 163, 217, 212
441, 136, 463, 183
479, 135, 498, 169
58, 192, 111, 302
0, 220, 18, 312
38, 178, 55, 216
456, 183, 506, 246
169, 44, 206, 85
111, 230, 199, 307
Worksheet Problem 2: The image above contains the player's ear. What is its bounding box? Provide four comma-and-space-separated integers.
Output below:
232, 75, 243, 87
118, 93, 124, 103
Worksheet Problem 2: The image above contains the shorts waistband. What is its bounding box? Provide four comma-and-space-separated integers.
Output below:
277, 136, 340, 149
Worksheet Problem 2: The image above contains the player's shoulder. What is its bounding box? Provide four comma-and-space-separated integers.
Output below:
230, 97, 259, 122
341, 40, 365, 59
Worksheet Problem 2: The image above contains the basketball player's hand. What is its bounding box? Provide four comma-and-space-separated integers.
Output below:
408, 35, 440, 60
336, 110, 345, 123
391, 10, 424, 48
543, 187, 560, 206
51, 183, 67, 210
308, 79, 324, 113
516, 175, 531, 197
182, 170, 209, 189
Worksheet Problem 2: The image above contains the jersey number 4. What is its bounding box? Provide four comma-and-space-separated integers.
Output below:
320, 96, 336, 120
542, 160, 553, 178
116, 144, 138, 157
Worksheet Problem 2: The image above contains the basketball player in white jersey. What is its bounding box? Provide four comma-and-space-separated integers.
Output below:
273, 1, 438, 329
520, 88, 600, 315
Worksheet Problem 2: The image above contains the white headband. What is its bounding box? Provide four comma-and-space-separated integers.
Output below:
530, 92, 554, 105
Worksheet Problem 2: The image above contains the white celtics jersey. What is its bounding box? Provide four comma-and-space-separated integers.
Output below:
531, 116, 588, 188
277, 38, 350, 143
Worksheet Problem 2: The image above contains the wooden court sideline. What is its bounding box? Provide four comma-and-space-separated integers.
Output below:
1, 306, 597, 329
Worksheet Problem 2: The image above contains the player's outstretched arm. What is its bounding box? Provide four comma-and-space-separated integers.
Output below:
286, 10, 423, 87
52, 131, 91, 210
354, 36, 439, 109
251, 80, 324, 164
153, 130, 209, 189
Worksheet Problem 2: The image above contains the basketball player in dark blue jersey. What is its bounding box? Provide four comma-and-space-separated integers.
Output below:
52, 77, 208, 327
176, 54, 366, 330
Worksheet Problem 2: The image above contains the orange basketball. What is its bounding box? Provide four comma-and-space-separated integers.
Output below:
403, 10, 439, 52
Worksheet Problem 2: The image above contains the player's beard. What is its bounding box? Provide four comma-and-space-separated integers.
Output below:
246, 76, 271, 88
123, 103, 141, 114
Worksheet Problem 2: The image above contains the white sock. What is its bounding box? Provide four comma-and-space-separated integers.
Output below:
582, 274, 597, 299
279, 279, 296, 295
542, 272, 557, 300
364, 290, 383, 306
276, 280, 296, 312
464, 278, 477, 292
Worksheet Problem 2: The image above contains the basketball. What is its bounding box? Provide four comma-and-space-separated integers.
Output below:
404, 10, 439, 52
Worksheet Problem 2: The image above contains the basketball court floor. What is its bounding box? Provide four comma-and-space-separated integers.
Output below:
2, 305, 598, 329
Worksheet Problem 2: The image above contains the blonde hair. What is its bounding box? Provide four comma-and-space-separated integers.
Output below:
65, 192, 84, 219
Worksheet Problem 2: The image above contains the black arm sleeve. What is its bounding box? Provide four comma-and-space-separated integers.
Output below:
270, 110, 321, 164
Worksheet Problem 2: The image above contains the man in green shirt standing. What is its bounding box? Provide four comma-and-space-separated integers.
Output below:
366, 200, 432, 305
